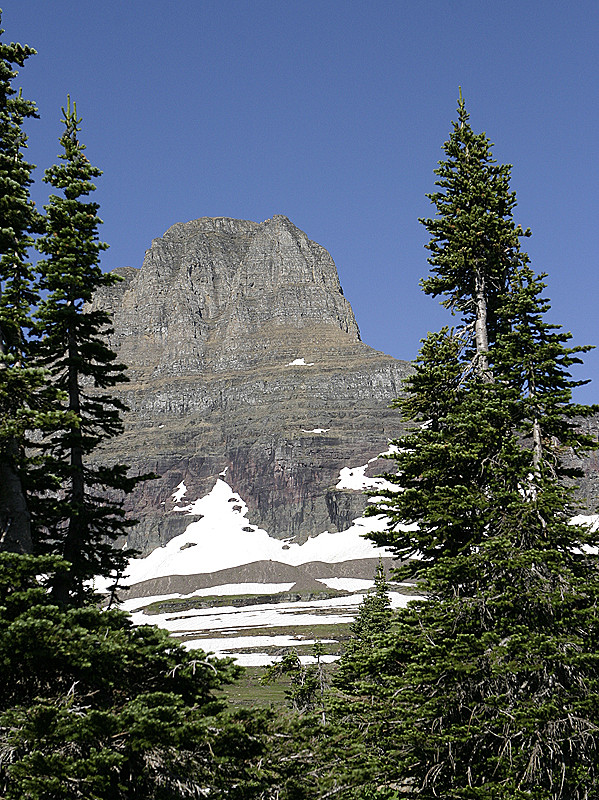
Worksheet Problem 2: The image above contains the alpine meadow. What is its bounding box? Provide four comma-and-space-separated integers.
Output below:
1, 12, 599, 800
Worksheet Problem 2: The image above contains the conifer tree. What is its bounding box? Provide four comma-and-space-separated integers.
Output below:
33, 99, 146, 605
334, 560, 392, 693
0, 553, 285, 799
357, 96, 599, 799
322, 563, 403, 799
0, 15, 42, 553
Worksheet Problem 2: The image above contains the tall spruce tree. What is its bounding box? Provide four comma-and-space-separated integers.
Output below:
353, 96, 599, 799
0, 16, 42, 553
33, 99, 146, 605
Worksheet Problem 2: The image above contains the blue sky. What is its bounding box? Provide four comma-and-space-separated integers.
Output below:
4, 1, 599, 400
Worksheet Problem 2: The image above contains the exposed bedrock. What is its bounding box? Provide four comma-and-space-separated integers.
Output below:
91, 214, 599, 557
92, 216, 412, 553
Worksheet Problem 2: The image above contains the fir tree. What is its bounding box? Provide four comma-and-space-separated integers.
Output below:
357, 95, 599, 798
323, 563, 406, 799
334, 560, 393, 693
33, 99, 148, 605
0, 14, 43, 553
0, 553, 286, 799
262, 642, 328, 722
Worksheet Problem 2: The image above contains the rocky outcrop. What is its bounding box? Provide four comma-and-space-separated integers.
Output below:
91, 216, 412, 553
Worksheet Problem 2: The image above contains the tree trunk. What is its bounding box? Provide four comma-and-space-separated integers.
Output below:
52, 327, 85, 605
0, 321, 32, 554
0, 453, 32, 553
474, 268, 492, 380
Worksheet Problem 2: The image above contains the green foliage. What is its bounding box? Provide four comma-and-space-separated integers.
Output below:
0, 13, 54, 554
420, 90, 526, 329
333, 560, 393, 693
0, 15, 40, 353
0, 16, 311, 800
320, 564, 409, 799
32, 99, 152, 604
0, 553, 294, 799
352, 95, 599, 799
262, 642, 328, 720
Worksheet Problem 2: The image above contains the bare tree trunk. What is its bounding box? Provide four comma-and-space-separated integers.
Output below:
529, 372, 543, 469
53, 326, 84, 604
474, 268, 492, 381
532, 419, 542, 469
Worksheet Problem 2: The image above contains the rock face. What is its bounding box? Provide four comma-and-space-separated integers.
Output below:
91, 215, 413, 554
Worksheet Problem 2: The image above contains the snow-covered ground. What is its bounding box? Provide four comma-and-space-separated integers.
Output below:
130, 590, 418, 664
122, 477, 399, 585
106, 449, 415, 665
111, 448, 599, 667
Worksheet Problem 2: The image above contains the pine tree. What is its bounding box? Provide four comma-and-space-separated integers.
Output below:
334, 560, 393, 693
0, 553, 287, 799
321, 563, 405, 799
0, 15, 43, 553
33, 99, 148, 605
356, 95, 599, 798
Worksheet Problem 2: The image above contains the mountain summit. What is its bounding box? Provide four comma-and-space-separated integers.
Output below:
90, 216, 412, 553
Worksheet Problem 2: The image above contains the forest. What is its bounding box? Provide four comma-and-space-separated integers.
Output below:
2, 13, 599, 799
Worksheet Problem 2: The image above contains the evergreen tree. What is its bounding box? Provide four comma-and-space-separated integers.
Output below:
262, 642, 328, 721
355, 95, 599, 798
334, 560, 393, 693
0, 14, 44, 553
33, 99, 148, 605
0, 553, 286, 799
322, 563, 405, 799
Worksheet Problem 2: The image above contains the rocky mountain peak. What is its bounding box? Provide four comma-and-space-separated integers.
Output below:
92, 215, 360, 378
92, 217, 412, 552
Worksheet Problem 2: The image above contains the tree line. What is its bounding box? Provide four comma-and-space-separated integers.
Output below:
1, 14, 599, 799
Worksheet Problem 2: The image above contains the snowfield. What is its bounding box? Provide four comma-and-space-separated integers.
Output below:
111, 458, 599, 666
108, 450, 418, 664
123, 478, 395, 585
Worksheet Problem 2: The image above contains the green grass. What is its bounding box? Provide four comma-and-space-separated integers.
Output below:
221, 663, 339, 708
221, 666, 288, 708
144, 589, 346, 615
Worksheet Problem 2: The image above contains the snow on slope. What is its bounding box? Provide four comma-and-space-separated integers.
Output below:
123, 478, 399, 586
114, 454, 599, 666
113, 451, 417, 666
336, 447, 399, 492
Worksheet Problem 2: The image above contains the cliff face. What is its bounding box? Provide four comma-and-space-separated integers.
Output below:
91, 215, 412, 553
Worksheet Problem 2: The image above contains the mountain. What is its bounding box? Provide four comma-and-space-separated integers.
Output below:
91, 215, 413, 556
90, 214, 599, 665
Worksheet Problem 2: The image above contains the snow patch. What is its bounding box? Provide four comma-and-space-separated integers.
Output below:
181, 634, 336, 653
129, 592, 418, 634
122, 479, 394, 587
571, 514, 599, 534
287, 358, 315, 366
319, 578, 375, 592
336, 444, 399, 491
337, 464, 396, 492
302, 428, 330, 434
119, 583, 297, 611
200, 652, 339, 667
171, 481, 187, 504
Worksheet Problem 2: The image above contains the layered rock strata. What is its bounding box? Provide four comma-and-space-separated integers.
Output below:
91, 215, 412, 553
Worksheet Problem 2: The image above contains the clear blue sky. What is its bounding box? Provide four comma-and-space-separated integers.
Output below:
4, 1, 599, 400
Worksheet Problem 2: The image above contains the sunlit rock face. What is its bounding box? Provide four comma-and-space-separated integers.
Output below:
91, 216, 412, 553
